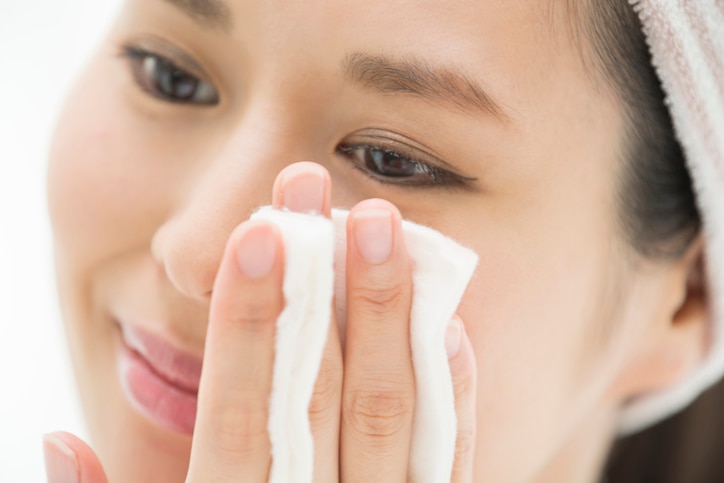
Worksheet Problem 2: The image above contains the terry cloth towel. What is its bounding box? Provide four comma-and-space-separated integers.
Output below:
251, 206, 478, 483
618, 0, 724, 434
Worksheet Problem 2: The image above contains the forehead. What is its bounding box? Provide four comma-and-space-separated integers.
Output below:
212, 0, 566, 51
133, 0, 581, 70
144, 0, 586, 114
152, 0, 574, 56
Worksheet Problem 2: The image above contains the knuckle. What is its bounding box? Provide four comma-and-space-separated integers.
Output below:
214, 280, 281, 332
223, 299, 277, 334
452, 428, 476, 475
206, 399, 270, 461
344, 387, 413, 440
352, 283, 409, 315
452, 370, 476, 402
308, 363, 342, 427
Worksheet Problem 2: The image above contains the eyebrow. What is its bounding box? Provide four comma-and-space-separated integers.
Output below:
163, 0, 233, 31
342, 52, 510, 121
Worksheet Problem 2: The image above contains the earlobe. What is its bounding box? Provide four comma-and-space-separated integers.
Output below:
611, 236, 710, 401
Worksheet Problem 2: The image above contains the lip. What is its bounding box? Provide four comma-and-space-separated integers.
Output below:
116, 322, 203, 435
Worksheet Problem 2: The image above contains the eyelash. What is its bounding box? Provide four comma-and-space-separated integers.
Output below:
335, 143, 476, 189
119, 45, 219, 106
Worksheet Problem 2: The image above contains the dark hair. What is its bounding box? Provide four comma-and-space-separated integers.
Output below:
578, 0, 701, 261
604, 382, 724, 482
572, 1, 723, 481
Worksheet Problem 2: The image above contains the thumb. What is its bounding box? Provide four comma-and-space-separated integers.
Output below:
43, 432, 108, 483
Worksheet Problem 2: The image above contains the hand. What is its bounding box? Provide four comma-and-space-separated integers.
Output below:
44, 162, 478, 482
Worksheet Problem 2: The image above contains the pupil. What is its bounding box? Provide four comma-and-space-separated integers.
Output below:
171, 71, 197, 99
368, 149, 417, 177
155, 59, 197, 100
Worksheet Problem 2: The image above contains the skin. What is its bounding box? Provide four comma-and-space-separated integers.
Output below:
45, 0, 709, 481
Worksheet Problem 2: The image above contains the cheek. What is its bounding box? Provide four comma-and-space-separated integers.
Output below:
449, 186, 624, 477
460, 243, 614, 393
48, 58, 173, 272
454, 246, 616, 478
46, 53, 161, 414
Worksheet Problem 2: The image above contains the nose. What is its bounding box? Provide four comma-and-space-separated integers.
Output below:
150, 132, 311, 302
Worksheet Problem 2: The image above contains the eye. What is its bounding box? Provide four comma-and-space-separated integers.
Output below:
121, 46, 219, 106
336, 144, 476, 189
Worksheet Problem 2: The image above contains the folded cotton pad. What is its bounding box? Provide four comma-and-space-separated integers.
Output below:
250, 206, 479, 483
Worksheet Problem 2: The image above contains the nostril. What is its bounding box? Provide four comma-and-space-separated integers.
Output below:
147, 160, 280, 302
151, 220, 221, 302
166, 245, 219, 302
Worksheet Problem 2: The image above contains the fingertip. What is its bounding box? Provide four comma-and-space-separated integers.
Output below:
350, 198, 402, 222
44, 432, 108, 483
272, 167, 285, 209
347, 199, 408, 269
233, 220, 283, 280
446, 316, 464, 359
272, 162, 332, 217
44, 432, 79, 483
448, 315, 477, 382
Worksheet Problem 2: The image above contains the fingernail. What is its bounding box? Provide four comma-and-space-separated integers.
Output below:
281, 164, 326, 214
43, 434, 79, 483
445, 316, 463, 359
353, 208, 393, 264
236, 223, 278, 279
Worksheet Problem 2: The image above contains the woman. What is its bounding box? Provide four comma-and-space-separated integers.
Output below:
42, 0, 723, 481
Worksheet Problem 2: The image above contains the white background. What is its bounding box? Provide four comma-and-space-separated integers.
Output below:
0, 1, 122, 480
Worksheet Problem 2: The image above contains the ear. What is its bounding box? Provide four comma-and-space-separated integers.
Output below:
612, 235, 710, 400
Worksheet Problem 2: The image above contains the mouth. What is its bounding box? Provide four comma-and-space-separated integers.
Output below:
115, 321, 203, 436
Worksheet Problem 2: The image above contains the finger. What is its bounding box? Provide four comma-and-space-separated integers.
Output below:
186, 221, 283, 482
308, 314, 343, 482
272, 161, 332, 217
44, 432, 108, 483
273, 160, 342, 481
341, 199, 415, 482
447, 316, 477, 483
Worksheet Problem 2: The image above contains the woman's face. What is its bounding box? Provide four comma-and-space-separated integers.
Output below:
47, 0, 685, 481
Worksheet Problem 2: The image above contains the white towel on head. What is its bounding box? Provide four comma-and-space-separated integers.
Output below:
618, 0, 724, 434
251, 206, 478, 483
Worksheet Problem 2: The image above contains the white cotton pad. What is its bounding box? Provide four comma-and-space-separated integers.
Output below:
251, 207, 335, 483
251, 206, 479, 483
